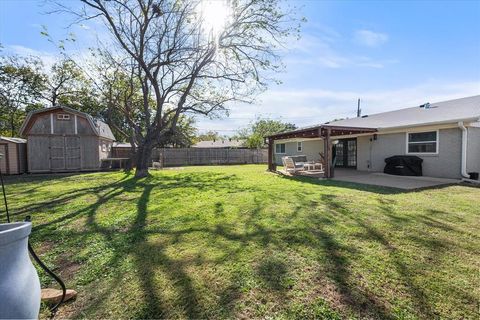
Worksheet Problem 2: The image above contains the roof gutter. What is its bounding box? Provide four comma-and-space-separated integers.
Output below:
376, 117, 480, 132
458, 121, 470, 179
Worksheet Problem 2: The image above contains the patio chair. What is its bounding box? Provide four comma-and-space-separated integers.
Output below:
282, 156, 305, 174
292, 155, 324, 172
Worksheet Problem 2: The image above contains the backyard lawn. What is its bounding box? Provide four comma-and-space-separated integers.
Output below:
2, 165, 479, 319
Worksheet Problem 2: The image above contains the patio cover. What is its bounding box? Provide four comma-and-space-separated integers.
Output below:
266, 125, 377, 177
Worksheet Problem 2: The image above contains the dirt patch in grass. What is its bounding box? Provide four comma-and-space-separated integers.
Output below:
55, 254, 82, 282
35, 240, 55, 255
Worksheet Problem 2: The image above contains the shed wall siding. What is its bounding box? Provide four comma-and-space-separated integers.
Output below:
467, 126, 480, 174
98, 139, 113, 160
53, 112, 75, 135
29, 114, 52, 134
77, 116, 96, 135
0, 141, 26, 174
81, 136, 101, 169
8, 143, 18, 174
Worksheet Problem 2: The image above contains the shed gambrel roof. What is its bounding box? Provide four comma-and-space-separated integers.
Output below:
19, 105, 116, 141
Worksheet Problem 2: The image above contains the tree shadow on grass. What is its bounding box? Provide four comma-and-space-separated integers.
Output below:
26, 168, 475, 319
46, 170, 257, 319
321, 194, 441, 319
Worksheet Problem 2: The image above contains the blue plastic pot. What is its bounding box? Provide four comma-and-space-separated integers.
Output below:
0, 222, 41, 319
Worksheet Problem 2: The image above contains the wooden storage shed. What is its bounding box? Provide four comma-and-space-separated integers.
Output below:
19, 106, 116, 173
0, 137, 27, 175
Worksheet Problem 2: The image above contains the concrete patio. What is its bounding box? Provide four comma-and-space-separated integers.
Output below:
333, 169, 460, 190
285, 168, 460, 190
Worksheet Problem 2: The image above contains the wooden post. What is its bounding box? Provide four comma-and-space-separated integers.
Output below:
323, 128, 331, 178
267, 138, 276, 171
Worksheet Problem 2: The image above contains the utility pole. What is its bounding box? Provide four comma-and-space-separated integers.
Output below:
357, 98, 361, 117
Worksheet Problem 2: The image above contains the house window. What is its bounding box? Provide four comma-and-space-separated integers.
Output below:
102, 143, 107, 152
297, 141, 302, 152
57, 114, 70, 120
275, 143, 286, 154
406, 131, 438, 154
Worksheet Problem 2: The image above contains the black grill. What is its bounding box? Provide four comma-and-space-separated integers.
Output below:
384, 155, 423, 176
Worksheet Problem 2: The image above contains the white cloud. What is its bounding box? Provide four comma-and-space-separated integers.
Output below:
196, 80, 480, 134
354, 29, 389, 47
285, 30, 395, 69
6, 45, 59, 69
4, 44, 97, 71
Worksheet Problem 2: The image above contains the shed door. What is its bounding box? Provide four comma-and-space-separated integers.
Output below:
50, 136, 65, 170
65, 137, 81, 170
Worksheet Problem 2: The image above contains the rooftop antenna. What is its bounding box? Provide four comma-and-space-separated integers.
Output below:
357, 98, 362, 117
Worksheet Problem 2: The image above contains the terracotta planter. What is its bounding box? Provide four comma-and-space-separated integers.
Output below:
0, 222, 41, 319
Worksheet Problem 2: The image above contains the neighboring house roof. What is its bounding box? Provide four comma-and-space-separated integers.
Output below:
327, 95, 480, 130
192, 140, 245, 148
19, 105, 116, 141
113, 142, 134, 148
0, 136, 26, 144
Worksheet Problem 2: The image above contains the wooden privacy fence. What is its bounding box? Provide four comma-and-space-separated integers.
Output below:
151, 148, 268, 167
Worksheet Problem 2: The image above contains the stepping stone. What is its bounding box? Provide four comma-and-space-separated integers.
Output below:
41, 288, 77, 305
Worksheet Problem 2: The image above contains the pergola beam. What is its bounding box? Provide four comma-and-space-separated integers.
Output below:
267, 138, 276, 171
266, 125, 377, 175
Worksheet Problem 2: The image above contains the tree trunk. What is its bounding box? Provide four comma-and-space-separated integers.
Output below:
134, 138, 153, 178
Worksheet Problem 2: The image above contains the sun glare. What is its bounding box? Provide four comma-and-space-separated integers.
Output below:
198, 0, 231, 37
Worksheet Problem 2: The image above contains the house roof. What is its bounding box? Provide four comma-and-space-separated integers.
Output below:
0, 136, 26, 144
327, 95, 480, 130
266, 95, 480, 140
19, 105, 116, 141
192, 139, 245, 148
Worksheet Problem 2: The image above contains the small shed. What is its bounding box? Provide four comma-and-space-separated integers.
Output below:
0, 137, 27, 175
19, 106, 116, 173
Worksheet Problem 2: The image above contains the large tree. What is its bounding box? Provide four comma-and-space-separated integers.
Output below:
0, 54, 45, 136
64, 0, 299, 177
41, 58, 90, 107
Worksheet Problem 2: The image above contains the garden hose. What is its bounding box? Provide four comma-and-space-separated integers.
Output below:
0, 167, 66, 315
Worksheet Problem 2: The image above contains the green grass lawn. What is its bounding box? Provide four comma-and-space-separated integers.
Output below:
2, 165, 479, 319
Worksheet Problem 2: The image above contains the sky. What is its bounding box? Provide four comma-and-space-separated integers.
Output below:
1, 0, 479, 136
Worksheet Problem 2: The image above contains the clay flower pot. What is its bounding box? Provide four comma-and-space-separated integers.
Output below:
0, 222, 41, 319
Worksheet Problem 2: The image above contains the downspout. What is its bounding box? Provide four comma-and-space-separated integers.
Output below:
458, 121, 470, 178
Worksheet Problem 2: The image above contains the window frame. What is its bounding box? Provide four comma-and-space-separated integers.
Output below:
275, 143, 286, 154
57, 113, 71, 121
297, 141, 303, 152
405, 130, 439, 155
